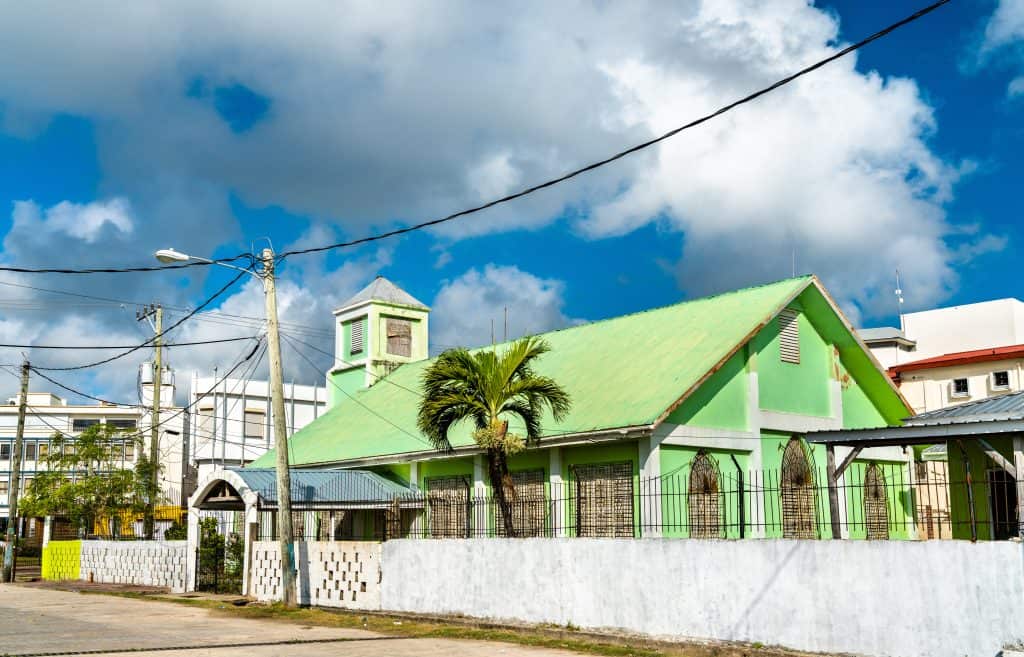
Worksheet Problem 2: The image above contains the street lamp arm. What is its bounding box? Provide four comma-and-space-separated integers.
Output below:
154, 249, 260, 279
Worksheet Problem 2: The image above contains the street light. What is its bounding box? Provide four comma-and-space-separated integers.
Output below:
154, 246, 296, 607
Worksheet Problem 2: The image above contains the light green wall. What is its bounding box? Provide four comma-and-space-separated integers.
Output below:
659, 445, 751, 538
667, 349, 749, 431
841, 460, 912, 540
840, 364, 889, 429
327, 368, 365, 408
754, 301, 832, 417
419, 457, 474, 490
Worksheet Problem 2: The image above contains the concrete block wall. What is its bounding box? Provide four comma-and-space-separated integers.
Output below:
381, 538, 1024, 657
79, 540, 187, 593
251, 540, 382, 610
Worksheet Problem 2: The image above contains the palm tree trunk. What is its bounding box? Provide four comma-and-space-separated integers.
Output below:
487, 448, 517, 538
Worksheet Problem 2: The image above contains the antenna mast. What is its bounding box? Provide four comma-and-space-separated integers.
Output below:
895, 269, 905, 333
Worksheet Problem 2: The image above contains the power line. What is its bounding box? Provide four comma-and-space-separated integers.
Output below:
32, 267, 253, 371
0, 335, 257, 350
273, 0, 950, 262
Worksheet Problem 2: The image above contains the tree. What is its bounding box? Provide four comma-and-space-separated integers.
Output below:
19, 423, 153, 538
417, 336, 570, 537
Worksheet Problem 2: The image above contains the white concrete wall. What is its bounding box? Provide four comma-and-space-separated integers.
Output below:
903, 298, 1024, 360
381, 539, 1024, 657
79, 540, 187, 593
250, 540, 382, 611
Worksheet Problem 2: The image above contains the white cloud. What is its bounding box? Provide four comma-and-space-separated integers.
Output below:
0, 0, 1001, 357
978, 0, 1024, 97
10, 198, 134, 244
430, 264, 579, 350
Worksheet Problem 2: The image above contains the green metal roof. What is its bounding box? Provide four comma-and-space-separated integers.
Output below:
253, 276, 828, 468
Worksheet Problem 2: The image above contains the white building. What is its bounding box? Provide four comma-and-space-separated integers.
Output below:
860, 298, 1024, 413
188, 374, 327, 483
0, 373, 187, 540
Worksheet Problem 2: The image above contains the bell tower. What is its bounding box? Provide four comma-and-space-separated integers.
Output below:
328, 276, 429, 407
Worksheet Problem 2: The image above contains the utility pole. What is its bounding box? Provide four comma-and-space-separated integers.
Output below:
137, 304, 163, 540
3, 360, 29, 582
262, 248, 295, 606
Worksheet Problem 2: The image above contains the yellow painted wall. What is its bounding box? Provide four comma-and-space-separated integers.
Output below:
42, 540, 81, 581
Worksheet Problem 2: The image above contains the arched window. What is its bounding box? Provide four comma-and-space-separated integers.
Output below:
781, 438, 817, 539
863, 463, 889, 540
688, 453, 722, 538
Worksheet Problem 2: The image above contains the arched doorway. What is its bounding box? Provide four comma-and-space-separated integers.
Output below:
781, 438, 817, 539
688, 453, 722, 538
863, 463, 889, 540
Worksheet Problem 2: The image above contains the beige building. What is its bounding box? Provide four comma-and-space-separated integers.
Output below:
860, 298, 1024, 414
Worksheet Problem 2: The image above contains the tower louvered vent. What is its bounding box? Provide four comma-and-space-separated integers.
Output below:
351, 319, 364, 355
778, 309, 800, 364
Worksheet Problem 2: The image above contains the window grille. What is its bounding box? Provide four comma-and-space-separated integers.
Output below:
573, 461, 634, 537
38, 443, 48, 459
495, 469, 547, 537
244, 411, 265, 439
24, 442, 35, 461
0, 480, 7, 495
350, 318, 365, 355
386, 318, 412, 357
108, 419, 137, 430
951, 378, 970, 398
863, 463, 889, 540
426, 475, 471, 538
780, 438, 817, 538
688, 453, 723, 539
0, 443, 9, 460
124, 441, 135, 461
992, 370, 1010, 390
778, 309, 801, 364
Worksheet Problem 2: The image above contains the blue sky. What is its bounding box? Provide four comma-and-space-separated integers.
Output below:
0, 1, 1021, 399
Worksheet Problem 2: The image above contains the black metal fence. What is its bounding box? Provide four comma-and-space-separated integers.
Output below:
251, 462, 1019, 542
39, 486, 188, 541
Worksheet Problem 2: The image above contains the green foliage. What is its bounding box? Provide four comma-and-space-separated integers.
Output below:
417, 336, 571, 452
163, 520, 188, 540
417, 337, 570, 535
18, 423, 154, 537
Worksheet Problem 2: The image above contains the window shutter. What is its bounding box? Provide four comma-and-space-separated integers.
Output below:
244, 411, 265, 439
386, 318, 412, 357
778, 309, 801, 364
350, 319, 364, 355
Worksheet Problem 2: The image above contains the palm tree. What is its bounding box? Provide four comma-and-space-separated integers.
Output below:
417, 336, 571, 537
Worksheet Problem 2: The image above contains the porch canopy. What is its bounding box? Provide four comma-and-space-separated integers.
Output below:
191, 468, 416, 512
806, 391, 1024, 539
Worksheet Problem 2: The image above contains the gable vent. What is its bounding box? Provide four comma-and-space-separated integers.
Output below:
778, 309, 800, 364
350, 318, 365, 355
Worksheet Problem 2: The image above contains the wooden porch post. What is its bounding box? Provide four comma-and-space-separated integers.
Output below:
1015, 436, 1024, 538
826, 444, 842, 540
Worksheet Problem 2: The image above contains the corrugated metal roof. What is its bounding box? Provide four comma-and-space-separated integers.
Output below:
230, 468, 413, 503
904, 391, 1024, 425
251, 275, 907, 467
336, 276, 428, 312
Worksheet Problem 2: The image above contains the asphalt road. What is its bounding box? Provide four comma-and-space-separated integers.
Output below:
1, 586, 577, 657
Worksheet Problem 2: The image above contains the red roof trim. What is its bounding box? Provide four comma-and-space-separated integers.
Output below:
890, 344, 1024, 375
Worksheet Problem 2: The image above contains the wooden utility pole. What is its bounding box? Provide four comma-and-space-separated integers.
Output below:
3, 361, 29, 582
262, 248, 295, 606
138, 304, 163, 539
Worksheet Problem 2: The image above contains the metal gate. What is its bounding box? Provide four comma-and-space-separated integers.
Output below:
195, 513, 243, 594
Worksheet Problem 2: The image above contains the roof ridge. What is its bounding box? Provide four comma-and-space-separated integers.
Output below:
449, 275, 814, 353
